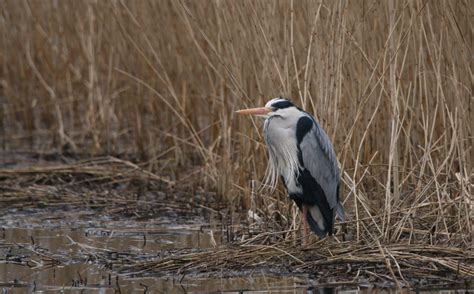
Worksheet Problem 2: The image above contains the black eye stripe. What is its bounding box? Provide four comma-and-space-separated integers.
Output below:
271, 100, 294, 109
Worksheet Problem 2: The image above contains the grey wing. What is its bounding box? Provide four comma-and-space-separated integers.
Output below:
299, 117, 341, 211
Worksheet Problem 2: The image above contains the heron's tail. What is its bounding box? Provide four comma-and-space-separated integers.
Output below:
306, 205, 332, 238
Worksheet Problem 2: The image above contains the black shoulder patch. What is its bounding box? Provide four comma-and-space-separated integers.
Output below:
271, 100, 294, 109
296, 116, 313, 145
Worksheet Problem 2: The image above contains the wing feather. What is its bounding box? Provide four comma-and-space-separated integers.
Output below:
299, 114, 340, 210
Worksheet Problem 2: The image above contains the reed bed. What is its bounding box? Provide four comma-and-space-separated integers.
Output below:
65, 228, 474, 289
0, 0, 472, 288
0, 156, 207, 216
2, 235, 473, 289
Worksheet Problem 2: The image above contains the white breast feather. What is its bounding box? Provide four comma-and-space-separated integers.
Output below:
263, 118, 302, 194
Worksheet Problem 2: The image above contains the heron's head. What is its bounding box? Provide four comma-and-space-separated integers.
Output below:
236, 97, 299, 119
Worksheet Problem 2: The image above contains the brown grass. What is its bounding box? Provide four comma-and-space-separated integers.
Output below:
0, 0, 472, 255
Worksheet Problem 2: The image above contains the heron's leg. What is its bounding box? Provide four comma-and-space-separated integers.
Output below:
302, 205, 309, 246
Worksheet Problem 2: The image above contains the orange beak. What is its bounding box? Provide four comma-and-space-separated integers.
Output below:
235, 107, 272, 115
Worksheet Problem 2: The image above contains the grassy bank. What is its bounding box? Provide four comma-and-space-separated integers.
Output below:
0, 0, 472, 247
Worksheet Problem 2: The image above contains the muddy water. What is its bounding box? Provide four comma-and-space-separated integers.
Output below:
0, 209, 312, 293
0, 263, 308, 292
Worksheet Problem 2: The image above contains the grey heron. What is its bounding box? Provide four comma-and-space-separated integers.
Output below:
237, 97, 345, 238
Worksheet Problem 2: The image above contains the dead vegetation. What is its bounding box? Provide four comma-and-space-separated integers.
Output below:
0, 157, 472, 289
0, 0, 472, 289
0, 156, 205, 217
110, 236, 473, 289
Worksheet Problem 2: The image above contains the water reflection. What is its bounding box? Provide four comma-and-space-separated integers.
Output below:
1, 263, 312, 293
1, 209, 216, 253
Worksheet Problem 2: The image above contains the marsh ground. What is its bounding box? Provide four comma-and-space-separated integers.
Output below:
0, 153, 472, 292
